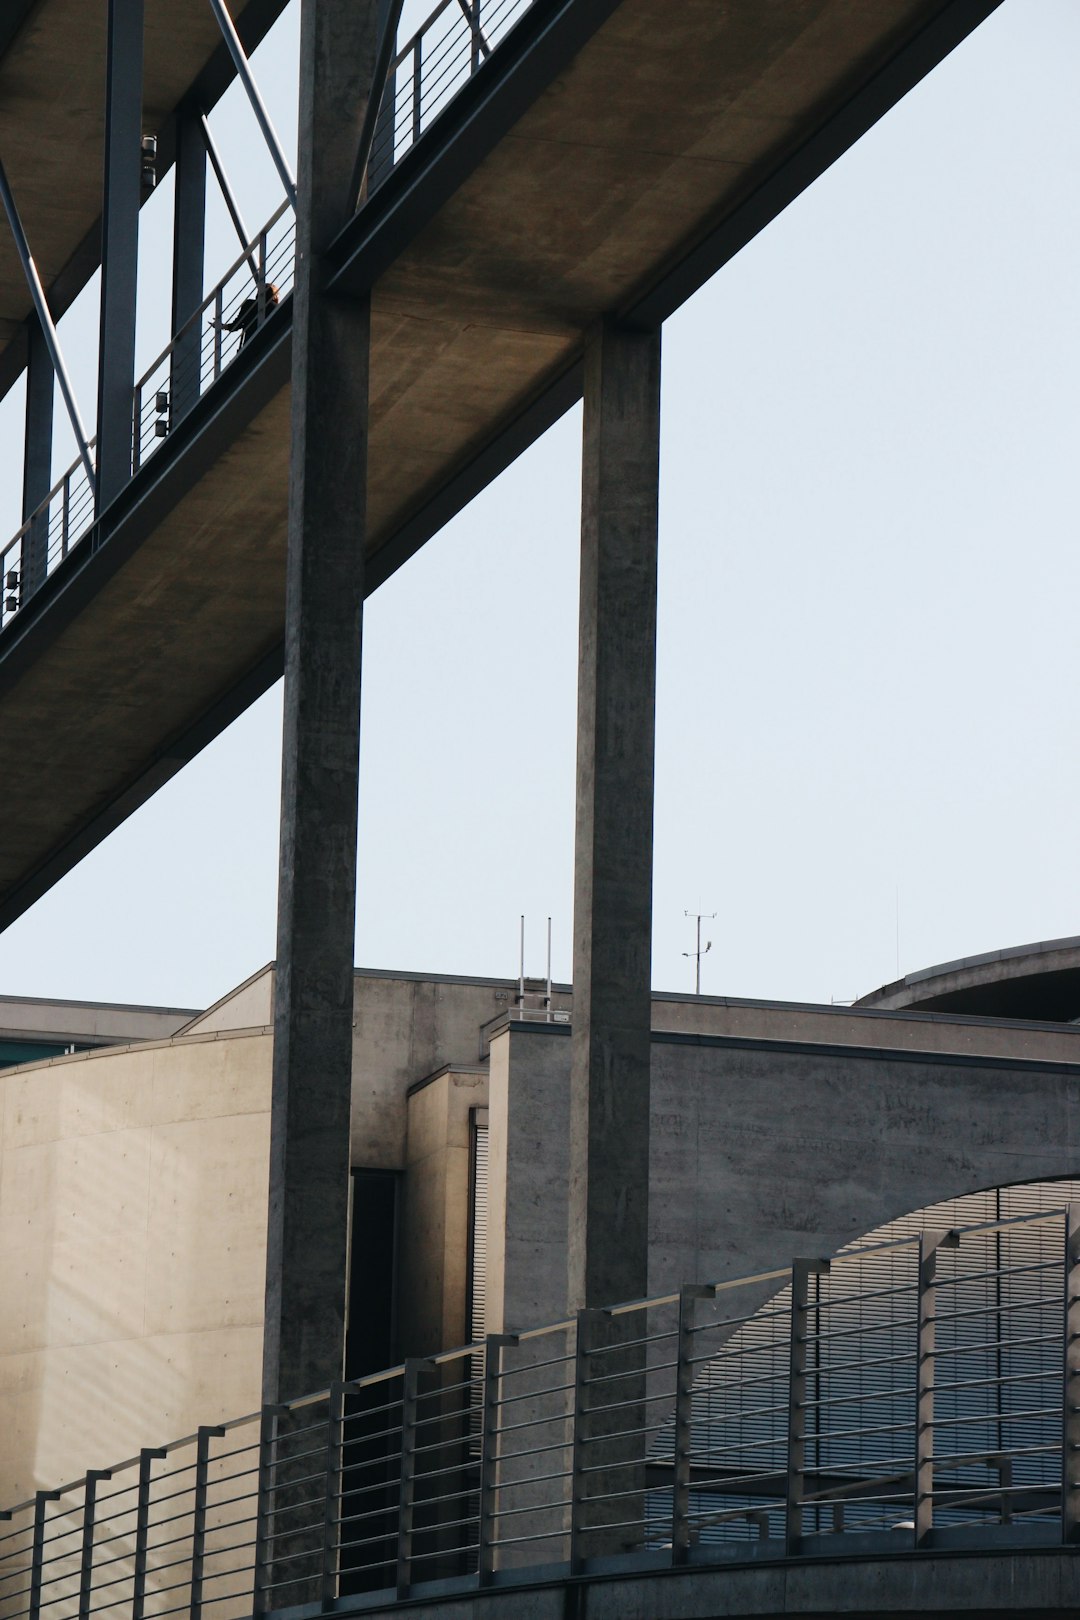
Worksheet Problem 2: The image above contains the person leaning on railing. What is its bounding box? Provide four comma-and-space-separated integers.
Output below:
216, 281, 279, 350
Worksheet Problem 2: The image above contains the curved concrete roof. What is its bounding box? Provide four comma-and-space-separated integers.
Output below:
857, 934, 1080, 1021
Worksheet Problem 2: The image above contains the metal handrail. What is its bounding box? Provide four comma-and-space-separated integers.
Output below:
0, 0, 540, 638
0, 1202, 1076, 1616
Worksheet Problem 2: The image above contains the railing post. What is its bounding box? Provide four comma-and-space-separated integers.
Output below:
396, 1359, 429, 1598
29, 1490, 61, 1620
213, 287, 224, 381
252, 1407, 282, 1616
78, 1471, 110, 1620
477, 1336, 515, 1586
412, 37, 422, 142
61, 473, 70, 559
190, 1426, 225, 1620
132, 384, 142, 474
321, 1383, 346, 1608
569, 1308, 603, 1573
786, 1259, 828, 1556
915, 1230, 958, 1549
469, 0, 482, 70
257, 231, 268, 330
132, 1449, 165, 1620
672, 1286, 710, 1564
1063, 1205, 1080, 1544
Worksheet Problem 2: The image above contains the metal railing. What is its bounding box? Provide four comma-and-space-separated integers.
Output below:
0, 0, 539, 636
364, 0, 536, 187
2, 1204, 1078, 1618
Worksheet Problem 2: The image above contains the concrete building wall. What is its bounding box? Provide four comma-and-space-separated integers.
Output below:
0, 993, 197, 1047
487, 1023, 1080, 1333
0, 1030, 271, 1504
350, 973, 518, 1169
400, 1066, 487, 1356
178, 966, 273, 1036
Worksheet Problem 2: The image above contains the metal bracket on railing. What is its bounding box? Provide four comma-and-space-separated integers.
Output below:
396, 1359, 433, 1598
132, 1449, 166, 1620
569, 1308, 605, 1574
1063, 1205, 1080, 1544
252, 1406, 287, 1617
785, 1259, 830, 1557
478, 1334, 516, 1585
78, 1470, 112, 1620
191, 1426, 226, 1620
321, 1383, 347, 1608
29, 1489, 62, 1620
671, 1285, 712, 1564
914, 1230, 959, 1549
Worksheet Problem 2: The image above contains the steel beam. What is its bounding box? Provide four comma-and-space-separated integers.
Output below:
170, 103, 207, 426
21, 317, 54, 597
96, 0, 144, 511
208, 0, 297, 209
0, 160, 95, 498
262, 0, 380, 1406
567, 317, 661, 1312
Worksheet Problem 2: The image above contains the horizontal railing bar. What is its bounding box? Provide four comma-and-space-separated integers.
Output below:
497, 1381, 576, 1407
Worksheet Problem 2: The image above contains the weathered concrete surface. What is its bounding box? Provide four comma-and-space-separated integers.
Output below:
401, 1064, 488, 1355
0, 991, 196, 1047
489, 1022, 1080, 1331
263, 0, 378, 1406
318, 1545, 1080, 1617
859, 933, 1080, 1021
0, 0, 998, 929
569, 319, 660, 1311
0, 1028, 271, 1506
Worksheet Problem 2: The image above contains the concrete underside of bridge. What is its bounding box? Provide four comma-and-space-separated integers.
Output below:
0, 0, 999, 927
322, 1547, 1080, 1619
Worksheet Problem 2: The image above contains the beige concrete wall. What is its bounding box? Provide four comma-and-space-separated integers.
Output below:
177, 965, 273, 1037
0, 994, 196, 1046
400, 1066, 487, 1356
0, 1029, 271, 1506
351, 974, 512, 1169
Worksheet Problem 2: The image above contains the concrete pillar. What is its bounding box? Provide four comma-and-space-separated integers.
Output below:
568, 317, 661, 1312
263, 0, 379, 1406
95, 0, 143, 511
22, 316, 54, 596
169, 102, 206, 425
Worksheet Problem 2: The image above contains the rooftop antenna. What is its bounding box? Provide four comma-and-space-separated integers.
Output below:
683, 909, 716, 996
545, 917, 552, 1015
518, 914, 525, 1012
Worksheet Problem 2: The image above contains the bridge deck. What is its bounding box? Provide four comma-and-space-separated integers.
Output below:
0, 0, 998, 926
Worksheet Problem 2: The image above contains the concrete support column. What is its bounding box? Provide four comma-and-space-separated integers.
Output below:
263, 0, 379, 1406
22, 316, 54, 596
568, 317, 661, 1312
170, 102, 206, 425
95, 0, 144, 511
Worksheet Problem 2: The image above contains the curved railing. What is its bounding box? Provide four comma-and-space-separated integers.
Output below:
0, 0, 539, 636
1, 1203, 1077, 1617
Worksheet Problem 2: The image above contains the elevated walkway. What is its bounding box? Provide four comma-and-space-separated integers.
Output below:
0, 0, 999, 928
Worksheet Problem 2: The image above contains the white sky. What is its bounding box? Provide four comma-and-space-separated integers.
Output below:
0, 0, 1078, 1012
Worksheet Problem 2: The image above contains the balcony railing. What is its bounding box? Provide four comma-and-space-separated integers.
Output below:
0, 0, 538, 637
1, 1204, 1078, 1618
